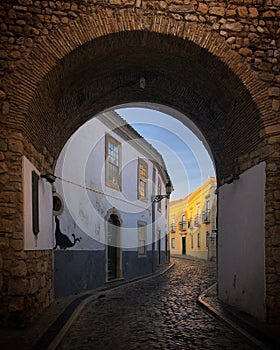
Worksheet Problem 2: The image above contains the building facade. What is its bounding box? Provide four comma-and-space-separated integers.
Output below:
1, 0, 279, 326
42, 111, 171, 297
170, 178, 217, 260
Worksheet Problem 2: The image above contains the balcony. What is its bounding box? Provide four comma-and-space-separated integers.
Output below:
170, 224, 176, 233
179, 221, 187, 231
188, 220, 193, 230
202, 210, 211, 224
194, 214, 201, 227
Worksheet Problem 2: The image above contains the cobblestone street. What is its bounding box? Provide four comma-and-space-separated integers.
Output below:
58, 257, 257, 350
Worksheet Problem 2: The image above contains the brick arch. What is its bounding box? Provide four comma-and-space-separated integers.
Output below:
8, 9, 270, 179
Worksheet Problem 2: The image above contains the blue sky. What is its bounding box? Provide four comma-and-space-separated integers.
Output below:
116, 107, 216, 201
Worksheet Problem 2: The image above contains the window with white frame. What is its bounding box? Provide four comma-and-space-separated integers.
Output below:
138, 158, 148, 200
105, 134, 121, 191
197, 232, 201, 248
138, 221, 147, 257
191, 235, 194, 249
171, 237, 175, 249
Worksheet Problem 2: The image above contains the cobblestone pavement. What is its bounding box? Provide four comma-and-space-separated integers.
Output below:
58, 258, 258, 350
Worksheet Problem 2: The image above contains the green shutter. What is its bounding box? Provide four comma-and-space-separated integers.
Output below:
32, 171, 39, 235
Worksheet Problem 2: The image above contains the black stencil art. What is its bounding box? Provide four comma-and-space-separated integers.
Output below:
54, 216, 81, 249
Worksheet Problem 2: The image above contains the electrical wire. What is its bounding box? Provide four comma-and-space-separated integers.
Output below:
55, 175, 152, 211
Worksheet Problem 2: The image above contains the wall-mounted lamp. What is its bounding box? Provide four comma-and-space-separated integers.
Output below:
41, 173, 56, 184
151, 180, 174, 203
221, 174, 239, 185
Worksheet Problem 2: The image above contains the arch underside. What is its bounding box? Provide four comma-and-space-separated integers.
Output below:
25, 31, 263, 180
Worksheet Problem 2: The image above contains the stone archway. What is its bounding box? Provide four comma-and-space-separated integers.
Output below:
0, 5, 279, 326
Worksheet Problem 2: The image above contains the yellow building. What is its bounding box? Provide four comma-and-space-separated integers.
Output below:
169, 178, 217, 260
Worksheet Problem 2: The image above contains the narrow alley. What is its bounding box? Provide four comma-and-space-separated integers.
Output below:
57, 258, 257, 350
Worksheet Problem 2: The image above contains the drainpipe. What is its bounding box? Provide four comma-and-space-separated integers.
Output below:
152, 200, 155, 273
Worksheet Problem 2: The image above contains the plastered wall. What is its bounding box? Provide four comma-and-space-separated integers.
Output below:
218, 162, 266, 321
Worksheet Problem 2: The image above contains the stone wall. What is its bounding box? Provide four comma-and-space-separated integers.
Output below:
0, 0, 279, 325
0, 1, 279, 121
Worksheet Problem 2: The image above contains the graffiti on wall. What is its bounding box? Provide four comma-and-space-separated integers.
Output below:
54, 216, 81, 249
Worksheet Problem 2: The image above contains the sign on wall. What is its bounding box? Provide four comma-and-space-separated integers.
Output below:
23, 156, 53, 250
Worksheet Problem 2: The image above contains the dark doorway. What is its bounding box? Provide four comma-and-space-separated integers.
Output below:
158, 231, 161, 265
182, 236, 186, 255
107, 214, 121, 281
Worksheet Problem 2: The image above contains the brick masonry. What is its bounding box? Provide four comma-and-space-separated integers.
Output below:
0, 0, 279, 325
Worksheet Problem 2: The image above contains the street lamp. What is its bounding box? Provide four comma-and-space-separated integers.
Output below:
151, 180, 174, 203
151, 180, 173, 272
41, 173, 56, 184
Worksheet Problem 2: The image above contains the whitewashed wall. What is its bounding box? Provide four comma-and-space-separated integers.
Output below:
23, 156, 53, 250
218, 162, 266, 321
54, 115, 168, 251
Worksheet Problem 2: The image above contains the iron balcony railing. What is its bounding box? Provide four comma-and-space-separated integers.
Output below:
179, 221, 187, 231
202, 210, 211, 223
170, 224, 176, 233
194, 214, 201, 227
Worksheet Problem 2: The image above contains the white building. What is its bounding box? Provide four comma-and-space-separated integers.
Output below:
51, 111, 171, 297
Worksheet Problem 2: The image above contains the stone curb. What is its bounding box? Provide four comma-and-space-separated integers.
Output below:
198, 283, 275, 350
32, 262, 175, 350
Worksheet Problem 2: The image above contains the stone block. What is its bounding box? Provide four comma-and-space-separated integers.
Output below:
9, 297, 24, 312
8, 139, 23, 153
197, 3, 208, 14
221, 22, 243, 32
268, 87, 280, 97
0, 90, 6, 99
11, 260, 27, 277
239, 47, 252, 57
2, 101, 9, 115
209, 7, 225, 17
10, 239, 23, 251
272, 100, 280, 111
237, 7, 248, 17
29, 278, 39, 294
8, 278, 28, 295
249, 7, 258, 18
0, 219, 14, 233
263, 11, 275, 18
169, 4, 195, 13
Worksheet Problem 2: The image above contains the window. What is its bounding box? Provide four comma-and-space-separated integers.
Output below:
181, 213, 186, 230
32, 171, 39, 235
171, 218, 175, 232
197, 232, 201, 248
191, 235, 194, 249
138, 158, 148, 200
53, 192, 64, 216
195, 204, 200, 226
203, 198, 211, 223
138, 222, 147, 257
105, 134, 121, 190
206, 232, 210, 248
171, 237, 175, 249
188, 210, 193, 229
157, 178, 161, 212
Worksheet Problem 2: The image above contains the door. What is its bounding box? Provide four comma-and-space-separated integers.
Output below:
182, 236, 186, 255
107, 214, 120, 281
158, 231, 161, 265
